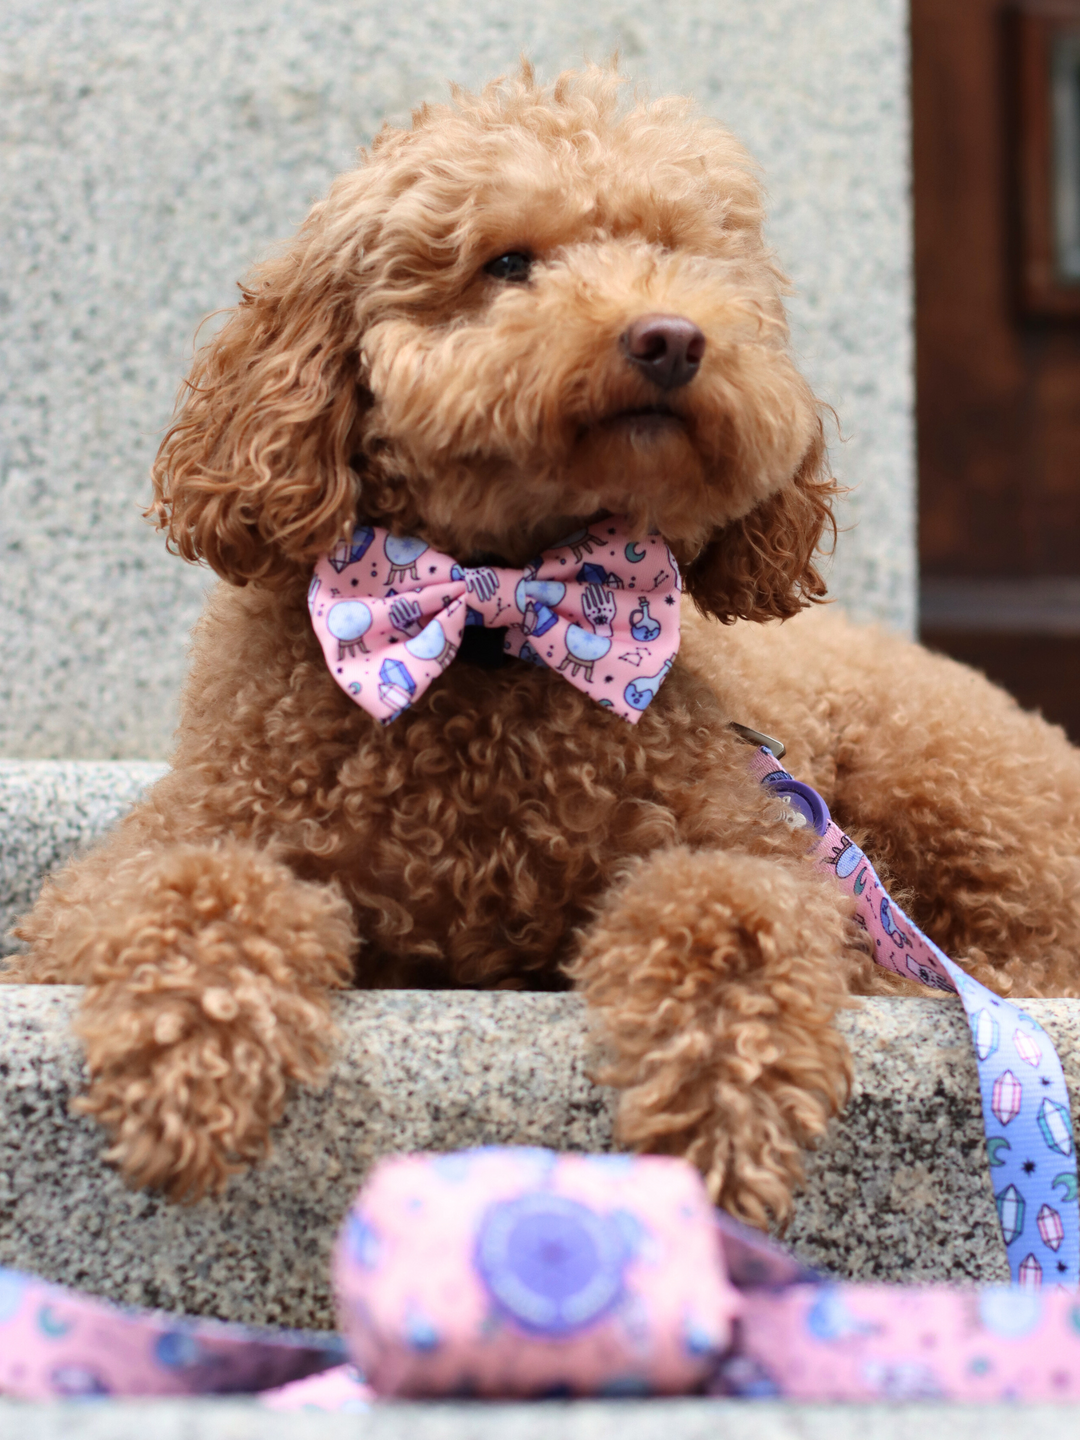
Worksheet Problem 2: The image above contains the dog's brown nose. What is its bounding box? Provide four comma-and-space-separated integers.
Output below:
621, 314, 705, 391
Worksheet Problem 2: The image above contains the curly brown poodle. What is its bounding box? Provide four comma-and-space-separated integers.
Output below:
13, 66, 1080, 1229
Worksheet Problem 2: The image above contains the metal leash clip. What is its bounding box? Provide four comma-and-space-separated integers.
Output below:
728, 721, 786, 760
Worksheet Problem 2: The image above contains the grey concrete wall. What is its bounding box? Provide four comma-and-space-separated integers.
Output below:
0, 0, 913, 759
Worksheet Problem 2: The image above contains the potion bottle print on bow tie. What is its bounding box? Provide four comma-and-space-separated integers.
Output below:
629, 599, 661, 642
625, 656, 675, 712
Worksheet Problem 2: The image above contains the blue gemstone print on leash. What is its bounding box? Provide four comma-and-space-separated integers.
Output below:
1038, 1099, 1074, 1156
996, 1185, 1026, 1245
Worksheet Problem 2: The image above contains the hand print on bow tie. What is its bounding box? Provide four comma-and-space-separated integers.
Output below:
581, 584, 616, 638
464, 567, 500, 603
388, 597, 424, 637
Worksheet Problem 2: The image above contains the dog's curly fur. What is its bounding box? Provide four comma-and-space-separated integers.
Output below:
13, 66, 1080, 1226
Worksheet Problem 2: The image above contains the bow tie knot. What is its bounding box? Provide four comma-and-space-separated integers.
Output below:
309, 518, 681, 725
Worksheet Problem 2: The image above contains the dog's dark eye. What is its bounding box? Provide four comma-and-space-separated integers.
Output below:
483, 251, 533, 282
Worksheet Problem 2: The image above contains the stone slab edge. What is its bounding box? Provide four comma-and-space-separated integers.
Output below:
0, 1397, 1068, 1440
6, 987, 1080, 1328
0, 761, 168, 957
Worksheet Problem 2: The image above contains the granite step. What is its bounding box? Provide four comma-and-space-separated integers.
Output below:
0, 761, 168, 960
4, 984, 1080, 1329
0, 1397, 1066, 1440
3, 761, 1080, 1330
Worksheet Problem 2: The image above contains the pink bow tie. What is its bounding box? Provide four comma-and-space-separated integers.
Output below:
309, 517, 682, 725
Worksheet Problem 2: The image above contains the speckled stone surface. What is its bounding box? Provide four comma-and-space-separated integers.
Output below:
3, 987, 1080, 1328
784, 996, 1017, 1283
0, 987, 614, 1329
0, 0, 913, 759
1, 1399, 1073, 1440
0, 761, 166, 957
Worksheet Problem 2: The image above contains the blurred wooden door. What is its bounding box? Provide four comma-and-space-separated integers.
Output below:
915, 0, 1080, 736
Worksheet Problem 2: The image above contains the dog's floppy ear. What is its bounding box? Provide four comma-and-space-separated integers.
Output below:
683, 420, 837, 623
149, 250, 364, 588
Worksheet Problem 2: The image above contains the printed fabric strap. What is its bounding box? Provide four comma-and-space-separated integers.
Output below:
9, 1146, 1080, 1406
748, 743, 1080, 1288
308, 516, 682, 725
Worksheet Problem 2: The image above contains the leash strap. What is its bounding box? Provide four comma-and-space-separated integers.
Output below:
748, 744, 1080, 1288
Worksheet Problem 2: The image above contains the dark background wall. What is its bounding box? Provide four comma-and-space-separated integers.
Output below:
915, 0, 1080, 736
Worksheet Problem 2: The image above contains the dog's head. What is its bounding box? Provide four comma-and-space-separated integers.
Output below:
152, 66, 834, 623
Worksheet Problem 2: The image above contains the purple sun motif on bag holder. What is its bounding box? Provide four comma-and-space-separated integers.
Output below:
474, 1193, 629, 1335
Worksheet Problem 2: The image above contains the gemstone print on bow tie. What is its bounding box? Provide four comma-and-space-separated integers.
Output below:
308, 519, 683, 726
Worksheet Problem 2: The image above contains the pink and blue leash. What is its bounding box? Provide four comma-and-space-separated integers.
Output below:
734, 723, 1080, 1289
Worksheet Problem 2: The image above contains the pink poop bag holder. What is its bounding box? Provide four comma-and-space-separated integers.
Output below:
333, 1148, 738, 1397
11, 1147, 1080, 1407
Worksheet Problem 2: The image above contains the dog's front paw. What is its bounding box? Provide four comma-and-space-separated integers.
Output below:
75, 1004, 307, 1200
570, 847, 854, 1229
67, 840, 355, 1199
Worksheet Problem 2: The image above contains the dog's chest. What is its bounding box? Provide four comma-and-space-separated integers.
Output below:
322, 662, 731, 982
